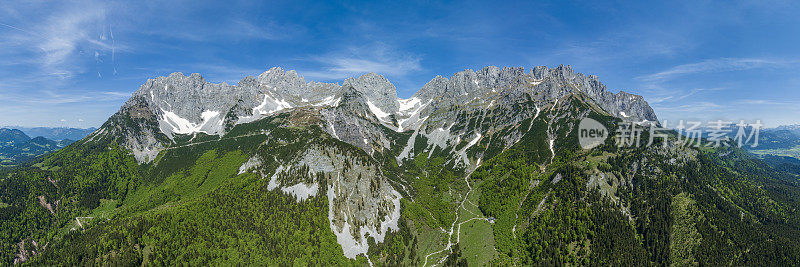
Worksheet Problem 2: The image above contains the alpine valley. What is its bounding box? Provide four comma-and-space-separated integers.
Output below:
3, 66, 800, 265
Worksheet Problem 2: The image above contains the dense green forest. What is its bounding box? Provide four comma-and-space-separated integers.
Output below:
2, 98, 800, 265
0, 128, 73, 167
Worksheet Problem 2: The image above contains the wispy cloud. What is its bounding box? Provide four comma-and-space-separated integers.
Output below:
648, 87, 725, 103
528, 24, 695, 72
0, 0, 125, 98
101, 91, 132, 98
0, 89, 132, 105
4, 2, 113, 78
653, 101, 724, 113
735, 99, 800, 106
141, 18, 304, 43
637, 58, 788, 82
301, 43, 422, 81
228, 19, 303, 41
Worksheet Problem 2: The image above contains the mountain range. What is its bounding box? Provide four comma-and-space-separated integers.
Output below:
4, 127, 97, 142
106, 65, 656, 164
0, 128, 78, 167
2, 66, 799, 265
744, 126, 800, 174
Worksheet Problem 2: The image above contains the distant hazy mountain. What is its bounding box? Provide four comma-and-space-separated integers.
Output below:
0, 128, 30, 144
0, 128, 72, 167
757, 128, 800, 150
692, 124, 800, 151
6, 127, 96, 141
745, 126, 800, 173
774, 124, 800, 138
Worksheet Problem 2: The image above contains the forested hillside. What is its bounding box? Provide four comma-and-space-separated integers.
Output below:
0, 128, 73, 168
2, 68, 800, 266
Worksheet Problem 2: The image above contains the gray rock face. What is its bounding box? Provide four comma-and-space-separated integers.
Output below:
320, 87, 394, 155
122, 68, 343, 142
343, 73, 399, 114
542, 65, 658, 122
256, 67, 342, 103
387, 65, 658, 166
241, 142, 402, 259
102, 65, 658, 164
410, 65, 657, 128
91, 64, 663, 259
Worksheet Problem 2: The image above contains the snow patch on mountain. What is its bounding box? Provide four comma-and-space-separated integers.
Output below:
466, 133, 482, 150
397, 116, 428, 162
457, 133, 482, 166
314, 95, 341, 107
159, 109, 224, 139
239, 94, 294, 124
396, 98, 430, 132
398, 97, 421, 112
253, 94, 292, 115
366, 100, 392, 125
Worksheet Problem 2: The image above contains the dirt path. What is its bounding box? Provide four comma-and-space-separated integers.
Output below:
75, 217, 93, 230
161, 132, 265, 151
422, 161, 488, 267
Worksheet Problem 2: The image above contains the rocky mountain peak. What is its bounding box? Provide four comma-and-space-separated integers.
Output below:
531, 65, 549, 79
256, 67, 308, 93
237, 75, 259, 88
160, 72, 208, 90
413, 75, 449, 101
343, 72, 399, 114
107, 65, 659, 164
552, 64, 576, 80
414, 66, 531, 103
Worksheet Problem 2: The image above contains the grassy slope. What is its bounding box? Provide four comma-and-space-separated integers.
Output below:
4, 97, 800, 265
2, 115, 373, 265
441, 97, 800, 265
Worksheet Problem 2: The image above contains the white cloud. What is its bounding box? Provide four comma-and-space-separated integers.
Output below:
228, 19, 301, 41
0, 89, 132, 105
302, 43, 422, 81
36, 4, 108, 78
139, 16, 304, 43
637, 58, 787, 82
0, 0, 120, 81
735, 99, 800, 106
652, 87, 726, 104
652, 101, 726, 119
101, 91, 132, 98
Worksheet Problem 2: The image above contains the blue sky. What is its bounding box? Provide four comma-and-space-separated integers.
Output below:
1, 0, 798, 128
